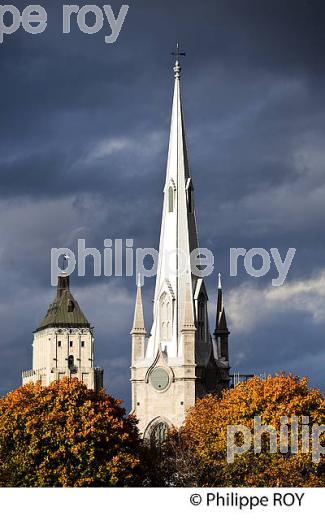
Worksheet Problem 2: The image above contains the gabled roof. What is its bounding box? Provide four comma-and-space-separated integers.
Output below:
35, 275, 90, 332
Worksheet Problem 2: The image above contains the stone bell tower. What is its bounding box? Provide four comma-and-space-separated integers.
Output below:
22, 274, 103, 391
130, 50, 230, 441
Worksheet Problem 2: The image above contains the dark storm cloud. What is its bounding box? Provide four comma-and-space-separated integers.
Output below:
0, 0, 324, 403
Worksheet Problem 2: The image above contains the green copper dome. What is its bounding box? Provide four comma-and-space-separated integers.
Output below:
35, 275, 90, 332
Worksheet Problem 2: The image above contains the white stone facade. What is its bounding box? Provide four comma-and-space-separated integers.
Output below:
22, 327, 102, 390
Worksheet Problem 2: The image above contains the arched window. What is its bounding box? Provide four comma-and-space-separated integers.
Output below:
150, 421, 169, 445
68, 354, 76, 373
198, 294, 206, 342
168, 186, 174, 212
160, 292, 172, 341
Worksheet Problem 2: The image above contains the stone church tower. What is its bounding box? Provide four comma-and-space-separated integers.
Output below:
22, 274, 103, 391
131, 56, 230, 440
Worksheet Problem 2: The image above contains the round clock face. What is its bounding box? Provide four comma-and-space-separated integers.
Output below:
150, 367, 170, 391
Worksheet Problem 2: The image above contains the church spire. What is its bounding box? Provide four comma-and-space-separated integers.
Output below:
130, 48, 231, 436
146, 45, 200, 359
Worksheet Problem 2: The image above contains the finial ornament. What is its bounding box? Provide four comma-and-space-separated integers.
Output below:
137, 273, 142, 287
171, 43, 186, 79
61, 253, 70, 273
218, 272, 222, 290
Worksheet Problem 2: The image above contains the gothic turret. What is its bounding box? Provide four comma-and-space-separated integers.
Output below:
131, 276, 147, 364
22, 273, 103, 391
214, 273, 230, 362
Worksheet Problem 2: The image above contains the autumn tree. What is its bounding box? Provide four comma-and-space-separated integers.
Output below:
151, 374, 324, 487
0, 378, 142, 487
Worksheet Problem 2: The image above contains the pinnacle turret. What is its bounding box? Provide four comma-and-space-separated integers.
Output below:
215, 273, 229, 334
131, 277, 146, 335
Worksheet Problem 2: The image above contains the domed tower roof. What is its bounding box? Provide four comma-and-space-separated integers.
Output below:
35, 275, 90, 332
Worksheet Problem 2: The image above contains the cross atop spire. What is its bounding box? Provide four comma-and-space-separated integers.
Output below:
172, 43, 186, 78
172, 43, 186, 61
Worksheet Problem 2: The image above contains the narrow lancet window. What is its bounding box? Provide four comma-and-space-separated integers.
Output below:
168, 186, 174, 212
160, 292, 172, 341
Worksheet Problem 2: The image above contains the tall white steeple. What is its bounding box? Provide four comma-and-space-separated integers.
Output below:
130, 48, 230, 440
146, 51, 199, 360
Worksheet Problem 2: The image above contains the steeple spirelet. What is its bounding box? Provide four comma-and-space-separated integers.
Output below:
131, 276, 146, 366
215, 273, 228, 333
214, 274, 230, 362
131, 276, 146, 335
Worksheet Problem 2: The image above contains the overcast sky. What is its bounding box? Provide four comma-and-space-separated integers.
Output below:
0, 0, 324, 408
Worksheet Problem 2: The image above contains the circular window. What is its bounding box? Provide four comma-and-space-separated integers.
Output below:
150, 367, 170, 391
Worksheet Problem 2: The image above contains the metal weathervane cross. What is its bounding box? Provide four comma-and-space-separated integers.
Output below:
171, 43, 186, 61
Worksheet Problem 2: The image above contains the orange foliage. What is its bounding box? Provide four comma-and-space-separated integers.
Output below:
180, 374, 325, 486
0, 378, 142, 487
